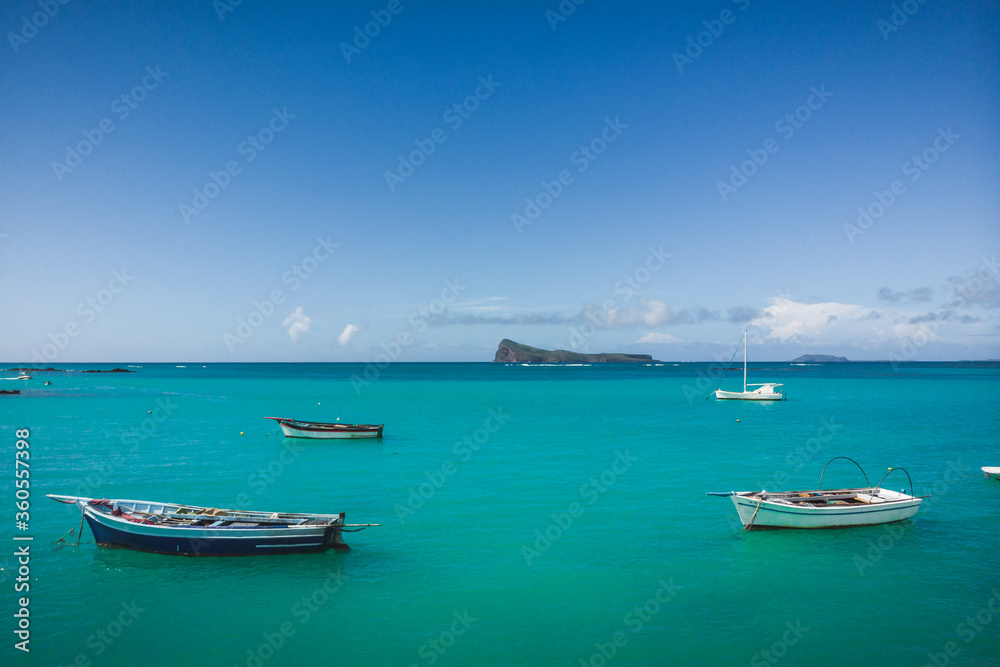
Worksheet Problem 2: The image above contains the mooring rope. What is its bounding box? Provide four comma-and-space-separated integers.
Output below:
54, 508, 91, 548
741, 496, 764, 533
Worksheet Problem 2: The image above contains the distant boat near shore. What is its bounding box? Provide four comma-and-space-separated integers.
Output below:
266, 417, 384, 439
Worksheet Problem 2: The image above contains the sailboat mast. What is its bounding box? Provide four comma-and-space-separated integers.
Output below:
743, 330, 747, 393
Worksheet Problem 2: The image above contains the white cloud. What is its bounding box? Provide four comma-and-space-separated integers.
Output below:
338, 323, 361, 345
750, 298, 876, 343
585, 298, 673, 329
636, 332, 679, 344
283, 307, 312, 342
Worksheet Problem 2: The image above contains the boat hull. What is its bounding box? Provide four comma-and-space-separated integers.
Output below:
714, 389, 784, 401
731, 489, 921, 529
51, 496, 353, 556
275, 420, 383, 439
84, 512, 346, 555
983, 467, 1000, 480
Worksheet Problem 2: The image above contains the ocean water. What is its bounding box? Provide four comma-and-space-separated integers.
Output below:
2, 361, 998, 667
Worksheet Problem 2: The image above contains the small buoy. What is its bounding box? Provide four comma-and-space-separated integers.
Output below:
147, 411, 152, 414
240, 432, 244, 436
735, 419, 740, 423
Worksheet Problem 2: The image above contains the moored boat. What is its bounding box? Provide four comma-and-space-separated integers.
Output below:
983, 467, 1000, 480
266, 417, 383, 439
48, 495, 376, 556
709, 457, 923, 530
714, 383, 784, 401
713, 330, 784, 401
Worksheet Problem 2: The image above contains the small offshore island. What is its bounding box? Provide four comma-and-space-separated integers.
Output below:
493, 339, 658, 364
790, 355, 849, 363
3, 367, 134, 373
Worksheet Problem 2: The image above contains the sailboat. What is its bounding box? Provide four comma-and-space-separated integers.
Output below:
714, 330, 784, 401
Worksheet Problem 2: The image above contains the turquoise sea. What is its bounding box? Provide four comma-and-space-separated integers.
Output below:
2, 361, 999, 667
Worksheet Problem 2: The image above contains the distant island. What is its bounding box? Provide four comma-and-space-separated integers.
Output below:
493, 339, 657, 364
791, 355, 849, 363
4, 367, 134, 373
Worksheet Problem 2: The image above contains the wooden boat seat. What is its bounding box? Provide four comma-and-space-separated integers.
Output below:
783, 493, 857, 503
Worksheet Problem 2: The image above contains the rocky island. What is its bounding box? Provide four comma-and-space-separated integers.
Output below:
493, 339, 657, 364
791, 355, 849, 363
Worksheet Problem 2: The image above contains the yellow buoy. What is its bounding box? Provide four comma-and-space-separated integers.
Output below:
240, 432, 244, 436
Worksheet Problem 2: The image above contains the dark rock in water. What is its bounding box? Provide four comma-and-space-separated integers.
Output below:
81, 368, 135, 373
0, 389, 21, 395
493, 339, 657, 363
791, 354, 849, 363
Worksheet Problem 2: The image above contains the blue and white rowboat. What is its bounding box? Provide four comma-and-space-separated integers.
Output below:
48, 495, 376, 556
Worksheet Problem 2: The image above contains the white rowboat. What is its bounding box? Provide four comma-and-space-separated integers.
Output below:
266, 417, 383, 439
711, 457, 923, 530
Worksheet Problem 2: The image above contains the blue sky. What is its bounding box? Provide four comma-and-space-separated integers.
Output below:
1, 1, 997, 362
